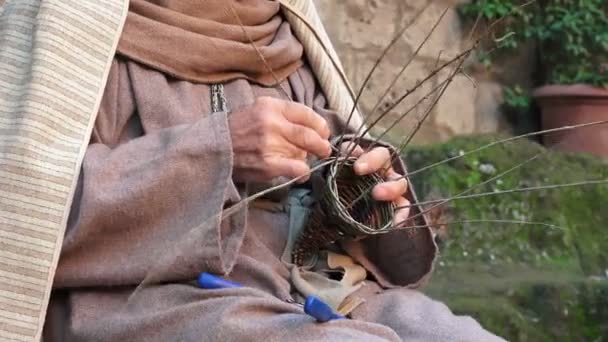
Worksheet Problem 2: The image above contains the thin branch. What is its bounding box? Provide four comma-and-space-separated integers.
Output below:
346, 70, 458, 209
337, 48, 472, 168
371, 74, 453, 149
342, 0, 539, 164
466, 11, 484, 43
393, 68, 464, 152
333, 1, 434, 158
345, 55, 466, 208
126, 158, 339, 300
279, 3, 361, 100
368, 7, 450, 119
398, 219, 566, 231
396, 179, 608, 210
227, 1, 292, 101
405, 120, 608, 179
221, 158, 336, 219
391, 142, 554, 229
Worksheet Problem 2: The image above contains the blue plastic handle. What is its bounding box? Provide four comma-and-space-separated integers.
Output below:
304, 296, 345, 322
197, 273, 344, 323
197, 272, 243, 290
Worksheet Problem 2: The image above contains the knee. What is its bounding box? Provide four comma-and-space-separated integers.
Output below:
351, 289, 505, 341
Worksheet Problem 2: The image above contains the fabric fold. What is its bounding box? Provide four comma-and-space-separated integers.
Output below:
55, 60, 245, 288
118, 0, 304, 86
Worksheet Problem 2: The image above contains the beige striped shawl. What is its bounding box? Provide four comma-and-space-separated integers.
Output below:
0, 0, 364, 340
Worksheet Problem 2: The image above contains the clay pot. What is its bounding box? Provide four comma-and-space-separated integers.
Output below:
533, 84, 608, 158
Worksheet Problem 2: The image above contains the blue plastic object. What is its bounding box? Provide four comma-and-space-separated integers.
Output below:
304, 296, 345, 322
196, 273, 344, 322
197, 272, 243, 289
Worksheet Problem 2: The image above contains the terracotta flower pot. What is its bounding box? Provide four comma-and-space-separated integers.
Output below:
533, 84, 608, 158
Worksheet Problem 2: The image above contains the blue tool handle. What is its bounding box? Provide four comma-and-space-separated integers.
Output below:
304, 296, 345, 322
197, 272, 243, 289
197, 274, 343, 323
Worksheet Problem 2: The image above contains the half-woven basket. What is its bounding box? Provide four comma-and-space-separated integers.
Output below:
292, 158, 395, 265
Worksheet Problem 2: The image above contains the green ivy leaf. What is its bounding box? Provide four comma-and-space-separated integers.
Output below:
458, 0, 608, 87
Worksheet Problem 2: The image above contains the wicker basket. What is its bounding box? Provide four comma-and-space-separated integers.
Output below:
292, 158, 395, 265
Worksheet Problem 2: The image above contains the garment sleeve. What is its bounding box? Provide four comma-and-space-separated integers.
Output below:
337, 136, 437, 289
54, 64, 246, 289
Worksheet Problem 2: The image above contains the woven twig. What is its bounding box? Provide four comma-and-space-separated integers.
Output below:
292, 158, 395, 265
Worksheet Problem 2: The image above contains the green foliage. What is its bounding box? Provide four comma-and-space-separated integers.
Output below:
428, 266, 608, 341
405, 135, 608, 340
459, 0, 608, 87
406, 135, 608, 273
502, 85, 535, 132
503, 85, 531, 111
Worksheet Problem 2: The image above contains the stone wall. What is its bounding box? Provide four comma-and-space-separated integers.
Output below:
313, 0, 520, 144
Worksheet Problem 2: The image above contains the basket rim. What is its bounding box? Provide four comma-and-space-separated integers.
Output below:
326, 158, 394, 235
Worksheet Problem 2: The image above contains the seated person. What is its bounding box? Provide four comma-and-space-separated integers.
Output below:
42, 1, 504, 341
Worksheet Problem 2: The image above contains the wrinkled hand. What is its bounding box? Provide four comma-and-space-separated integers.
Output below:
340, 142, 411, 226
229, 97, 331, 183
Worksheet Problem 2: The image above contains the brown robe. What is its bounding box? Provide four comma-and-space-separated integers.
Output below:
42, 54, 504, 342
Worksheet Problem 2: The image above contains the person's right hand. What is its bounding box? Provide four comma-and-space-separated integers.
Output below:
228, 96, 332, 183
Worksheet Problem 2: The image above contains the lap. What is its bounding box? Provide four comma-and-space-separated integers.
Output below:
46, 283, 503, 342
46, 283, 396, 342
352, 286, 505, 342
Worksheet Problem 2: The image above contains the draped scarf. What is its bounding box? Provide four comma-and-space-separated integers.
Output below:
117, 0, 304, 86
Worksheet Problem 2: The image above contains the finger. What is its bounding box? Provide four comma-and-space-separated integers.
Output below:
282, 122, 332, 159
393, 196, 411, 228
267, 157, 312, 183
339, 141, 364, 158
354, 147, 391, 175
372, 177, 408, 202
291, 148, 307, 161
282, 102, 331, 140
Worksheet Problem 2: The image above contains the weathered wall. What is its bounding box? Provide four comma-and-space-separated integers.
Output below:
313, 0, 513, 144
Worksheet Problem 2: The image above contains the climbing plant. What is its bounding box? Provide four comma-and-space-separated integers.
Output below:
459, 0, 608, 87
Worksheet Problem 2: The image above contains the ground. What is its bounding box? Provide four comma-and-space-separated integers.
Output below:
404, 135, 608, 341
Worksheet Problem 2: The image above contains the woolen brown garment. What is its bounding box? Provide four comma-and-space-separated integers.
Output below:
42, 55, 504, 341
117, 0, 304, 86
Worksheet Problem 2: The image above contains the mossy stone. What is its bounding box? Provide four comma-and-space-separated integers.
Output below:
403, 135, 608, 340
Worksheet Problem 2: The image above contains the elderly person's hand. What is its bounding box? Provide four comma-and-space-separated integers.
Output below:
229, 96, 411, 224
340, 142, 411, 226
229, 96, 331, 183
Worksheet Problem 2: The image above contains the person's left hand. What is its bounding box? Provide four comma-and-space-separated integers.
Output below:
339, 142, 411, 227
